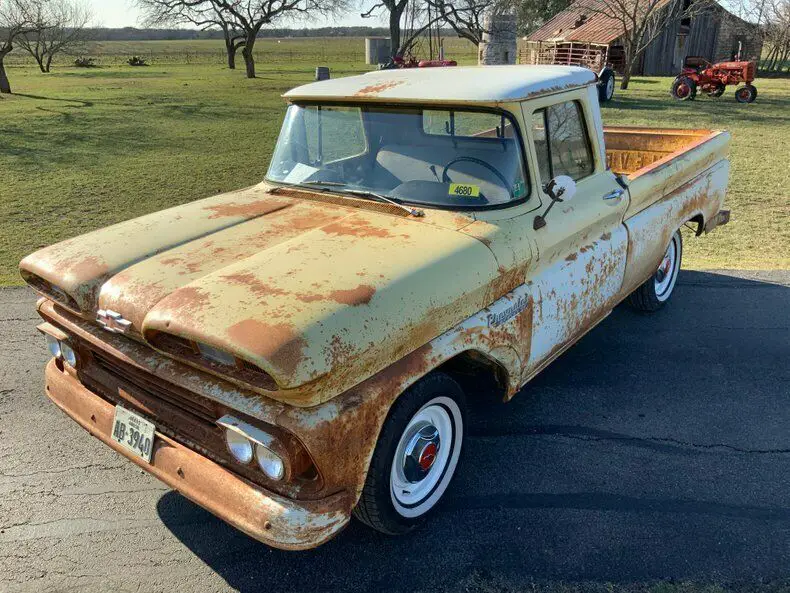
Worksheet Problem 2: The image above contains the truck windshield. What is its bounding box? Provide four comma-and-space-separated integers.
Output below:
266, 104, 530, 209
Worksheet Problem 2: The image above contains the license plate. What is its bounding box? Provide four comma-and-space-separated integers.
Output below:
111, 406, 156, 463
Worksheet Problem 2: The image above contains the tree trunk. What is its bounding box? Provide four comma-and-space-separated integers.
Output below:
222, 28, 236, 69
0, 55, 11, 94
620, 68, 631, 90
45, 53, 53, 73
242, 35, 256, 79
35, 54, 46, 73
389, 10, 402, 57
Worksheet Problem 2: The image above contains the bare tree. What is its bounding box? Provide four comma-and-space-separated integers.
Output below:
0, 0, 47, 93
763, 0, 790, 71
427, 0, 517, 45
16, 0, 91, 72
361, 0, 446, 57
137, 0, 246, 69
210, 0, 348, 78
584, 0, 710, 89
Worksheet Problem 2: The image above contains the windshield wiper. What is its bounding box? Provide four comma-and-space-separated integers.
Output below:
296, 182, 424, 217
300, 180, 346, 186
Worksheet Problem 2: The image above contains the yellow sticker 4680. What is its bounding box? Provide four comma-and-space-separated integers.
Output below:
448, 183, 480, 198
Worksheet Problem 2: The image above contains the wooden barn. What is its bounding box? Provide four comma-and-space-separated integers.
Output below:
522, 0, 763, 76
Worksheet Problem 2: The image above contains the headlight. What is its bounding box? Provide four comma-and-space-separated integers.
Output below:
45, 334, 61, 358
255, 444, 284, 481
225, 430, 254, 464
60, 342, 77, 367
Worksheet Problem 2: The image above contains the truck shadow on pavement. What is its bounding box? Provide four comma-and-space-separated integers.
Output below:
157, 270, 790, 591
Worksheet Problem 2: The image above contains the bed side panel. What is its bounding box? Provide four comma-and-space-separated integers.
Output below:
618, 160, 729, 299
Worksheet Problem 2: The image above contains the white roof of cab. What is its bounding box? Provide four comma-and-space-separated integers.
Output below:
283, 65, 596, 105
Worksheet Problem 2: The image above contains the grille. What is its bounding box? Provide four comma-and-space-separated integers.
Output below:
90, 349, 219, 423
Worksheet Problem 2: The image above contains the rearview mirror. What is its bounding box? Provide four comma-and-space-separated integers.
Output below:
534, 175, 577, 230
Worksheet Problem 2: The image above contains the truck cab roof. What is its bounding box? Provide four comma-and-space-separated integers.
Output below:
283, 65, 597, 105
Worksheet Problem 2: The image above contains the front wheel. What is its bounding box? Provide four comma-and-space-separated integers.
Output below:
735, 84, 757, 103
627, 230, 683, 312
353, 372, 466, 534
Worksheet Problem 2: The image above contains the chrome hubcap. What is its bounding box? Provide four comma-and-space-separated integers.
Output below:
402, 424, 440, 483
606, 77, 614, 98
390, 398, 462, 518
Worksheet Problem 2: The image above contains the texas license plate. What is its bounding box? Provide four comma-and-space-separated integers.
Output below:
111, 406, 156, 463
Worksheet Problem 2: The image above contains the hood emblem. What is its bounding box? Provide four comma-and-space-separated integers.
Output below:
96, 309, 132, 334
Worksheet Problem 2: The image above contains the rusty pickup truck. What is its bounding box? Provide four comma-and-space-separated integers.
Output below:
21, 65, 731, 550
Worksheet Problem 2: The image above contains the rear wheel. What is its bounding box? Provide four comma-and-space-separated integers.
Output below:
671, 76, 696, 100
597, 68, 616, 103
353, 372, 466, 534
627, 230, 683, 312
735, 84, 757, 103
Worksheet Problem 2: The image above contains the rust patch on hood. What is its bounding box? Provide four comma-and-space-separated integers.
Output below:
226, 319, 307, 376
354, 80, 406, 96
328, 285, 376, 306
205, 201, 292, 219
320, 217, 404, 239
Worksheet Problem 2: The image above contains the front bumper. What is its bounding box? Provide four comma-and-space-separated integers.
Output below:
44, 359, 352, 550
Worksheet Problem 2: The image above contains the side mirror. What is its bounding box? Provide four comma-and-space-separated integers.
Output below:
534, 175, 577, 230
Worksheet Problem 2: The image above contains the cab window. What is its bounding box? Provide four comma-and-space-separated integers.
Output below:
531, 101, 594, 182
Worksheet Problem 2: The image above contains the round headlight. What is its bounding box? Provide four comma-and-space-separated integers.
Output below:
61, 342, 77, 367
45, 335, 61, 359
255, 444, 284, 480
225, 430, 253, 464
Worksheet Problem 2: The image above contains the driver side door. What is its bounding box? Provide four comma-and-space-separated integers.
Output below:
520, 94, 630, 379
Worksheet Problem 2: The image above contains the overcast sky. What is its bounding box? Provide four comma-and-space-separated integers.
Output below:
87, 0, 372, 28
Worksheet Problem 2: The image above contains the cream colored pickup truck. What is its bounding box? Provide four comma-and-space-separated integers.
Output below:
21, 66, 730, 550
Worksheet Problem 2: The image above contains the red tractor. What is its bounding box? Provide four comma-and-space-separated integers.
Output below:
670, 56, 757, 103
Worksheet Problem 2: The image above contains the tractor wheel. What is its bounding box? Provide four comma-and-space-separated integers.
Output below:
597, 68, 616, 103
709, 82, 725, 97
671, 76, 696, 101
735, 84, 757, 103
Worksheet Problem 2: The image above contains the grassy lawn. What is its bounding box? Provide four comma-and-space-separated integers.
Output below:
1, 39, 788, 285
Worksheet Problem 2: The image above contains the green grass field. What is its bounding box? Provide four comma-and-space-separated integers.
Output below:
1, 38, 788, 286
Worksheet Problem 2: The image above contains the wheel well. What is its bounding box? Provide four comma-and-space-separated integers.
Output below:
686, 213, 705, 236
435, 350, 509, 403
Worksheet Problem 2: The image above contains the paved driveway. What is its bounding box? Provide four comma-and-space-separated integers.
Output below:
1, 270, 789, 593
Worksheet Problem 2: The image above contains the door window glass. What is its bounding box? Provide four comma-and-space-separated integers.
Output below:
531, 101, 594, 182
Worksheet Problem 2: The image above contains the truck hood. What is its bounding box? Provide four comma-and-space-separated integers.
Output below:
21, 184, 513, 402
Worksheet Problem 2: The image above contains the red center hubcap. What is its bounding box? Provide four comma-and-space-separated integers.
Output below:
419, 443, 437, 471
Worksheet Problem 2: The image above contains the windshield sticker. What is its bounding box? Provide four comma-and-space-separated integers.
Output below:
513, 181, 526, 198
448, 183, 480, 198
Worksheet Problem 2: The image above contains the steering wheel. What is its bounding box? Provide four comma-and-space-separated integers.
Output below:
441, 156, 513, 198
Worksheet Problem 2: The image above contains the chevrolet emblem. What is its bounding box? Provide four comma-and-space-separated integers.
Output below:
96, 309, 132, 334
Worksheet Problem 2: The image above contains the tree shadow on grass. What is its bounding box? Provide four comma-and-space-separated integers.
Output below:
157, 270, 790, 591
12, 93, 94, 108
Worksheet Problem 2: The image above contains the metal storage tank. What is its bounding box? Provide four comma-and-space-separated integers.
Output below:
365, 37, 391, 65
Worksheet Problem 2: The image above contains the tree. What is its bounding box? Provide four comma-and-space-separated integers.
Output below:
137, 0, 245, 69
0, 0, 47, 93
361, 0, 447, 57
583, 0, 710, 89
427, 0, 496, 45
16, 0, 91, 73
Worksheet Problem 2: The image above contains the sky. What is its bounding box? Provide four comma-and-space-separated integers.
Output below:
87, 0, 372, 28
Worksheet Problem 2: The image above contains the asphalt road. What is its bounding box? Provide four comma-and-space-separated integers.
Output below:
1, 270, 789, 593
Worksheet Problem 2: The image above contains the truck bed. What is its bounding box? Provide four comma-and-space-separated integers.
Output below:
603, 126, 730, 217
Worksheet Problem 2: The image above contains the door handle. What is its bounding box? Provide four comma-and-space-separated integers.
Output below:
602, 189, 625, 201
